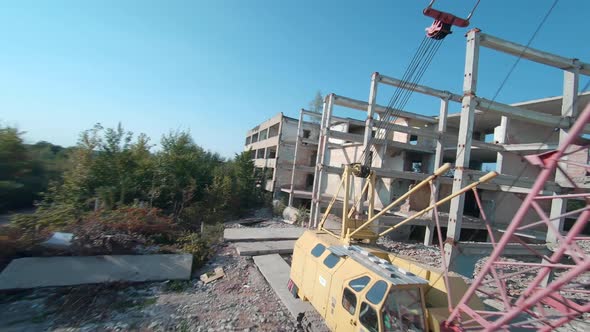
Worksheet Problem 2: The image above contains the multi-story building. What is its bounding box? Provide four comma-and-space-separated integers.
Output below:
244, 112, 320, 198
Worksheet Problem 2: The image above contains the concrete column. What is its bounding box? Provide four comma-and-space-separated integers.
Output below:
311, 95, 334, 227
445, 29, 480, 271
357, 72, 380, 214
547, 69, 579, 243
272, 115, 285, 199
288, 109, 305, 207
495, 116, 510, 173
424, 98, 448, 246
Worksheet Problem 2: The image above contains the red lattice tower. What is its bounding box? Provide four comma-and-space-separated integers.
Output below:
443, 103, 590, 331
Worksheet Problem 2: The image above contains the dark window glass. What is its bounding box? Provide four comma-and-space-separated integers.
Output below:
348, 276, 371, 292
323, 253, 341, 268
366, 280, 388, 305
359, 302, 379, 332
342, 288, 357, 315
310, 244, 325, 258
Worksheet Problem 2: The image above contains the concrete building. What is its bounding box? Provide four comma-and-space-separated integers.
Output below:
244, 30, 590, 273
244, 112, 320, 198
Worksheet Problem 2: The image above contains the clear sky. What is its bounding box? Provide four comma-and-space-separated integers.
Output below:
1, 0, 589, 158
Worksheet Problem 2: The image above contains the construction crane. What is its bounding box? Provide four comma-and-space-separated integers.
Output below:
288, 1, 590, 331
288, 163, 497, 332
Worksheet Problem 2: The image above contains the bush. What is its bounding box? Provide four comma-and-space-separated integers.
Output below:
272, 200, 286, 217
295, 206, 310, 226
176, 232, 212, 268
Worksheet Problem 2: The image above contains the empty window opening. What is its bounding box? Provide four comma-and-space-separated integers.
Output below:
409, 135, 418, 145
305, 174, 314, 189
268, 123, 280, 138
267, 146, 277, 159
303, 129, 311, 139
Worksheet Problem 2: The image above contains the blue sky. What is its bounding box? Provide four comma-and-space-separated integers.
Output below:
1, 1, 589, 158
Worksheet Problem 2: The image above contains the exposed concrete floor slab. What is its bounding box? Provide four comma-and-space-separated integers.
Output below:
0, 254, 192, 290
224, 227, 305, 241
234, 240, 296, 256
252, 254, 312, 319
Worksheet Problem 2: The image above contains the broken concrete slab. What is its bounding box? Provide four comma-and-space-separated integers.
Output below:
234, 240, 296, 256
224, 227, 305, 242
253, 254, 312, 319
0, 254, 192, 290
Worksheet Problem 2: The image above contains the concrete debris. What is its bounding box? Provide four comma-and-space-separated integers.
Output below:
282, 206, 299, 224
41, 232, 74, 249
234, 240, 296, 256
0, 254, 192, 290
252, 254, 312, 319
200, 267, 225, 284
224, 227, 305, 242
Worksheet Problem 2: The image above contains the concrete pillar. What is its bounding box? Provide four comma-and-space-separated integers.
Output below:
358, 72, 380, 214
288, 109, 305, 207
495, 116, 510, 173
445, 29, 480, 271
424, 98, 448, 246
547, 69, 579, 243
311, 95, 334, 227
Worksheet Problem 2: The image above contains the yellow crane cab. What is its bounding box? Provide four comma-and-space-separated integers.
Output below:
290, 230, 430, 332
288, 164, 496, 331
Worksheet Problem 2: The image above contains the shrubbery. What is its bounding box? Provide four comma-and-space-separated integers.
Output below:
1, 123, 268, 264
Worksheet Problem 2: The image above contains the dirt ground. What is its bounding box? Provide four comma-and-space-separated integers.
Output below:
0, 225, 299, 331
1, 217, 588, 331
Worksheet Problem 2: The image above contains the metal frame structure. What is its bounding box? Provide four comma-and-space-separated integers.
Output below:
440, 28, 590, 331
284, 26, 590, 330
445, 101, 590, 331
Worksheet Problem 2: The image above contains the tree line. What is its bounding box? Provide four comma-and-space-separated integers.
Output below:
1, 123, 267, 232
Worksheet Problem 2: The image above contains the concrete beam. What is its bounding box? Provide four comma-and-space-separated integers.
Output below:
223, 228, 305, 242
479, 32, 590, 76
502, 143, 558, 152
377, 74, 463, 103
373, 139, 435, 154
253, 255, 314, 320
0, 254, 192, 290
457, 242, 551, 256
234, 240, 296, 256
475, 97, 571, 129
375, 120, 503, 152
332, 94, 437, 124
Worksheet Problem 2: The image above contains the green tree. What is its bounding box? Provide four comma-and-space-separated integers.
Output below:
308, 90, 323, 123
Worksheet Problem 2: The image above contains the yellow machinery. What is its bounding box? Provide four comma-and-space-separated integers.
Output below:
288, 163, 497, 331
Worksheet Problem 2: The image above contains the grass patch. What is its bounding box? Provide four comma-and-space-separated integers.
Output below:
112, 297, 157, 311
163, 280, 191, 292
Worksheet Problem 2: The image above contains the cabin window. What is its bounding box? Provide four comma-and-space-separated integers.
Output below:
323, 253, 341, 268
366, 280, 388, 305
359, 302, 379, 332
383, 288, 426, 331
311, 244, 326, 258
342, 288, 357, 315
349, 276, 371, 292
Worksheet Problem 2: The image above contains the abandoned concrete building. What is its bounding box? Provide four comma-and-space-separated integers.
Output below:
244, 112, 320, 197
246, 30, 590, 250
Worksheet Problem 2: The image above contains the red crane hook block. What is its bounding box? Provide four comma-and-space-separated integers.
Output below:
423, 0, 480, 39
